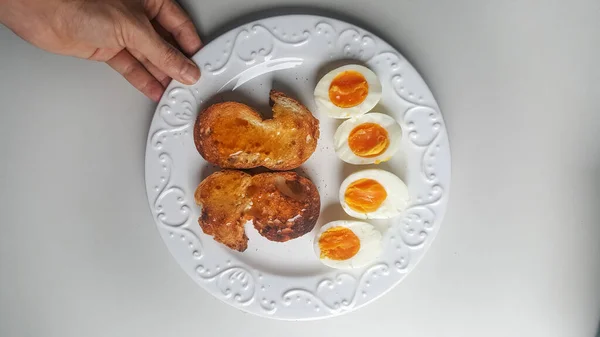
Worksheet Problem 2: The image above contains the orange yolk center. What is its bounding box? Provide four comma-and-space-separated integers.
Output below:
319, 227, 361, 260
329, 70, 369, 108
344, 178, 387, 213
348, 123, 390, 158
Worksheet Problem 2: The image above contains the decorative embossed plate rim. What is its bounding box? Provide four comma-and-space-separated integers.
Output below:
145, 15, 451, 320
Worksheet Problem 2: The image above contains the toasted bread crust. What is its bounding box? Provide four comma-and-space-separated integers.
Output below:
194, 170, 320, 251
194, 90, 319, 170
247, 172, 321, 242
194, 170, 252, 251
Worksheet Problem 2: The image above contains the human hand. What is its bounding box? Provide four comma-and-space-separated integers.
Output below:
0, 0, 202, 101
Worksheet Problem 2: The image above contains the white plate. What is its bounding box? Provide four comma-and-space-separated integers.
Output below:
145, 15, 451, 320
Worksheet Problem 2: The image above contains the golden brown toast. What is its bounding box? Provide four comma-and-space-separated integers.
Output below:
194, 170, 321, 251
194, 170, 252, 252
194, 90, 320, 171
247, 171, 321, 242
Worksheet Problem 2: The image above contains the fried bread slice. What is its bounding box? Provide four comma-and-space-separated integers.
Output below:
194, 170, 252, 252
194, 90, 320, 170
247, 171, 321, 242
194, 170, 320, 251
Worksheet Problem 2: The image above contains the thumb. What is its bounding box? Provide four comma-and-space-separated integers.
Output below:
130, 23, 200, 85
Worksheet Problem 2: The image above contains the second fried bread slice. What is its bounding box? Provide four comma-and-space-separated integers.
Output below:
194, 170, 320, 251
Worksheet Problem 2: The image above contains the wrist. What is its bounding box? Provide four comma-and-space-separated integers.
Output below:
0, 0, 27, 31
0, 0, 11, 25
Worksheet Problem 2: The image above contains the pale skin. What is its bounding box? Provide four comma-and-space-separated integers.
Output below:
0, 0, 203, 101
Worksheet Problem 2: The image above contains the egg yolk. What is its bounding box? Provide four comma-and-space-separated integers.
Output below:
328, 70, 369, 108
348, 123, 390, 158
344, 178, 387, 213
319, 227, 361, 260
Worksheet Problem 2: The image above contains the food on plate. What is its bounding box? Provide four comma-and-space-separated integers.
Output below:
194, 170, 249, 252
314, 220, 382, 269
333, 112, 402, 165
194, 170, 321, 252
314, 64, 382, 119
339, 169, 409, 219
194, 90, 320, 171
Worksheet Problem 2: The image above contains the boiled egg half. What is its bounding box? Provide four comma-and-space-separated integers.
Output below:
314, 220, 382, 269
340, 169, 409, 219
334, 112, 402, 165
314, 65, 382, 119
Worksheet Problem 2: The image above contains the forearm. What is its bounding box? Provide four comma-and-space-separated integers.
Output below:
0, 0, 62, 47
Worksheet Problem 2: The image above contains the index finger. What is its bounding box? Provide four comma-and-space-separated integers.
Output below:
154, 0, 203, 56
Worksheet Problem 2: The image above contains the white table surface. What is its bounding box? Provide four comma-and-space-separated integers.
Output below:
1, 0, 600, 336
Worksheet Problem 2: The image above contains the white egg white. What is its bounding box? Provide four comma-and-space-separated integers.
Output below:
314, 65, 382, 119
339, 169, 409, 219
334, 112, 402, 165
314, 220, 382, 269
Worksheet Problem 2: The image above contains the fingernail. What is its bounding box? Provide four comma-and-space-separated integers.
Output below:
180, 61, 200, 84
149, 84, 164, 102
